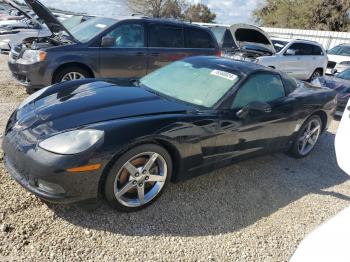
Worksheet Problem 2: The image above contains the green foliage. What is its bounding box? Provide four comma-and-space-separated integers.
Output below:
253, 0, 350, 31
183, 3, 216, 23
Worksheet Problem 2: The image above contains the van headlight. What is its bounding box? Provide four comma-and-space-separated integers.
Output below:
39, 129, 104, 155
17, 50, 47, 65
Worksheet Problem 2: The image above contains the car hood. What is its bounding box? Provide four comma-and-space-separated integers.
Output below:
229, 24, 276, 55
15, 80, 192, 136
317, 76, 350, 90
23, 0, 77, 41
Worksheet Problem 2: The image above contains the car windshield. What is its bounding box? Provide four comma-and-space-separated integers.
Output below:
209, 26, 227, 42
69, 17, 116, 43
140, 60, 240, 108
328, 45, 350, 56
337, 69, 350, 80
272, 40, 289, 52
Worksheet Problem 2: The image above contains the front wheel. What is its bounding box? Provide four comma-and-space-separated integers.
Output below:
53, 66, 92, 84
288, 115, 322, 158
310, 69, 322, 82
104, 144, 172, 212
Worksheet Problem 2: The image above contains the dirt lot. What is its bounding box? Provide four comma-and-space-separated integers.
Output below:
0, 54, 349, 261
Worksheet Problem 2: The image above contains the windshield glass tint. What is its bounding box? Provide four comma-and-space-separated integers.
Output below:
70, 17, 116, 43
338, 69, 350, 80
272, 40, 288, 52
140, 61, 239, 108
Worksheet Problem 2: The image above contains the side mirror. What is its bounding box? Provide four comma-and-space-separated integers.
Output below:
285, 49, 296, 56
236, 101, 272, 119
101, 36, 116, 47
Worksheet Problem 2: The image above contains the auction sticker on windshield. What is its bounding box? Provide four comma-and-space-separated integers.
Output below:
96, 24, 107, 29
210, 70, 238, 81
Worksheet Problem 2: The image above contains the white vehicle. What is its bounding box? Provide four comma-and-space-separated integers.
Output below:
326, 44, 350, 75
256, 38, 328, 81
291, 99, 350, 262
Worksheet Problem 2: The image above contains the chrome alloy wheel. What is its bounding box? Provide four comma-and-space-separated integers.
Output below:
61, 72, 85, 82
298, 119, 321, 156
114, 152, 167, 207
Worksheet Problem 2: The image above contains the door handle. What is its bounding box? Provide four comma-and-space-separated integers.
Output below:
150, 52, 160, 57
136, 52, 145, 56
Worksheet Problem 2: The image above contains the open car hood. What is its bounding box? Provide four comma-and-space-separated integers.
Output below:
23, 0, 77, 41
229, 24, 276, 55
5, 0, 35, 21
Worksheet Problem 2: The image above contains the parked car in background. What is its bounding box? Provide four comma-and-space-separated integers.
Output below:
312, 68, 350, 116
2, 56, 337, 211
0, 2, 92, 54
256, 38, 328, 81
8, 0, 219, 93
205, 23, 275, 61
326, 43, 350, 75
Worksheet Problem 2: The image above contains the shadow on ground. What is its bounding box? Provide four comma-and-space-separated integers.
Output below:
50, 131, 350, 236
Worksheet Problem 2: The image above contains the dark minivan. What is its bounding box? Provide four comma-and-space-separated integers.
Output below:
9, 0, 220, 93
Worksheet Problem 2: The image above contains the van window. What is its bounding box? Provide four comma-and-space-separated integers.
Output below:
185, 28, 215, 48
105, 23, 144, 48
148, 25, 183, 48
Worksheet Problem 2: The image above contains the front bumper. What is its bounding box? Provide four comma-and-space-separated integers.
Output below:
2, 129, 104, 204
8, 58, 52, 89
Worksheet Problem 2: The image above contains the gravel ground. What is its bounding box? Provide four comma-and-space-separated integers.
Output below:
0, 54, 349, 262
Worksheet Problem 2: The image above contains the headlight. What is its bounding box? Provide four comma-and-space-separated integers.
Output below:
39, 129, 104, 155
17, 50, 46, 65
339, 61, 350, 66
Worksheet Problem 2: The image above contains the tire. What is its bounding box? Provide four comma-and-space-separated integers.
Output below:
25, 87, 40, 95
53, 66, 92, 84
104, 144, 172, 212
288, 115, 322, 158
309, 69, 323, 82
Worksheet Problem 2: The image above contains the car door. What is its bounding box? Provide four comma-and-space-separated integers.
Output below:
98, 21, 148, 79
146, 23, 188, 74
215, 73, 297, 161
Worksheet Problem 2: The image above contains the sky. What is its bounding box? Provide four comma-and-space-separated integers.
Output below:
21, 0, 263, 25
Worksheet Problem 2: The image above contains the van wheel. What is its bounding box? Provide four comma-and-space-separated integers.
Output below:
310, 69, 322, 82
53, 66, 93, 84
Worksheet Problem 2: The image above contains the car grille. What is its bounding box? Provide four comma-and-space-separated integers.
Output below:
327, 61, 337, 69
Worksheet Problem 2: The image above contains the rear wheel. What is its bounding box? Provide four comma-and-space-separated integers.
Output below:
310, 69, 323, 82
104, 144, 172, 212
53, 66, 92, 84
288, 115, 322, 158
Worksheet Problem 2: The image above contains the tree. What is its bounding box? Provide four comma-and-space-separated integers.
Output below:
253, 0, 350, 31
183, 3, 216, 23
127, 0, 186, 19
127, 0, 217, 23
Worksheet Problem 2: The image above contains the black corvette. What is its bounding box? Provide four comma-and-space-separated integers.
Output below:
3, 57, 337, 211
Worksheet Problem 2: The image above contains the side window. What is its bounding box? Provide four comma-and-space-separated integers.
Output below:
312, 45, 324, 56
149, 25, 183, 48
185, 27, 216, 48
105, 23, 144, 48
232, 74, 285, 109
339, 46, 350, 57
287, 43, 313, 55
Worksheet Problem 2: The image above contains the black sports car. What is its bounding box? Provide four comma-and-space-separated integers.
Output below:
3, 56, 337, 212
312, 68, 350, 116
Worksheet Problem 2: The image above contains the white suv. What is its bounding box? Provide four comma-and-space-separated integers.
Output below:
256, 38, 328, 81
326, 44, 350, 75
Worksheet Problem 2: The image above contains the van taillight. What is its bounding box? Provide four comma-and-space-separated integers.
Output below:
216, 51, 222, 57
